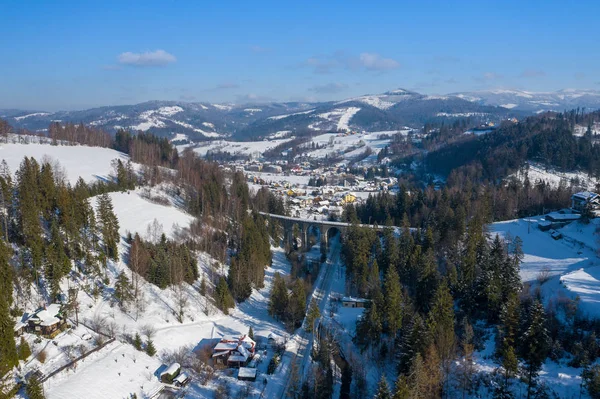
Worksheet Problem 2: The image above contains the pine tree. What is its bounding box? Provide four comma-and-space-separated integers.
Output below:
457, 318, 475, 398
18, 336, 32, 360
96, 193, 120, 262
269, 272, 288, 320
25, 376, 45, 399
248, 326, 254, 341
426, 281, 455, 394
374, 376, 391, 399
399, 312, 429, 374
358, 301, 382, 345
383, 265, 403, 338
114, 271, 133, 307
582, 364, 600, 399
0, 239, 17, 376
305, 299, 321, 332
145, 339, 156, 357
392, 375, 409, 399
199, 276, 207, 296
133, 333, 143, 351
520, 301, 550, 399
214, 276, 234, 314
287, 278, 306, 328
16, 158, 44, 271
416, 248, 438, 313
367, 259, 381, 299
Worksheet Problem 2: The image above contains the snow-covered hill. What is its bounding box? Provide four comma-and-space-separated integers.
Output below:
451, 88, 600, 113
2, 88, 521, 141
0, 138, 134, 184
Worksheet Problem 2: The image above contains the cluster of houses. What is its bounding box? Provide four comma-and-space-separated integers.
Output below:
246, 173, 392, 219
15, 303, 67, 337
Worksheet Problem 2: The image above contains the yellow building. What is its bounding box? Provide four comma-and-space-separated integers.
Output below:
342, 193, 357, 204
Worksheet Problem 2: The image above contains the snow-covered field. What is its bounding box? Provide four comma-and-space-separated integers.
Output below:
190, 138, 294, 158
0, 141, 132, 184
102, 189, 195, 240
301, 130, 410, 165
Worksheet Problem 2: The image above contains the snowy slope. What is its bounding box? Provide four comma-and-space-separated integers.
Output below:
32, 194, 293, 399
0, 141, 132, 184
102, 189, 195, 239
315, 107, 360, 131
190, 138, 294, 158
510, 162, 599, 191
490, 217, 600, 317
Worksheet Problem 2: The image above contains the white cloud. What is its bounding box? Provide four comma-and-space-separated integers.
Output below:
303, 51, 400, 74
358, 53, 400, 71
118, 50, 176, 67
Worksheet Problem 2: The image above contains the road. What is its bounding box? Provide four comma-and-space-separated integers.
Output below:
278, 237, 341, 398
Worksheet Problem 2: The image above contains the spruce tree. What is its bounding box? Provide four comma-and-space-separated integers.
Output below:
133, 333, 143, 351
96, 193, 120, 262
383, 265, 402, 338
248, 326, 254, 341
268, 272, 288, 320
520, 301, 550, 399
18, 336, 32, 361
305, 299, 321, 332
199, 276, 207, 296
25, 376, 45, 399
114, 271, 133, 307
288, 278, 306, 328
0, 239, 17, 376
145, 339, 156, 357
215, 276, 234, 314
374, 376, 391, 399
392, 375, 409, 399
426, 281, 455, 393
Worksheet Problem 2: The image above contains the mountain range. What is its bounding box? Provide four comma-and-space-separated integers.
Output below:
2, 88, 599, 141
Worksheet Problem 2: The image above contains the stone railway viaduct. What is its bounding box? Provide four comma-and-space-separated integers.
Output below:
258, 212, 391, 251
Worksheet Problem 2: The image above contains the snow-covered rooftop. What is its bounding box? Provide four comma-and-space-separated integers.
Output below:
160, 363, 180, 377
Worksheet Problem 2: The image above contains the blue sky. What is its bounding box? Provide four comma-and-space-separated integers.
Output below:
1, 0, 599, 111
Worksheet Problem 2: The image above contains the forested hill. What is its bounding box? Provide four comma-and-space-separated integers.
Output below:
426, 109, 600, 181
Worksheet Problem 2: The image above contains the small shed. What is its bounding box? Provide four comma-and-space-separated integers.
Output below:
160, 363, 181, 384
238, 367, 257, 382
342, 297, 369, 308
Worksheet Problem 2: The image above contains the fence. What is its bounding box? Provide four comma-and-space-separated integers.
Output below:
40, 337, 116, 383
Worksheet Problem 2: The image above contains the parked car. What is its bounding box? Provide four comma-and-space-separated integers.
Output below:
549, 230, 563, 240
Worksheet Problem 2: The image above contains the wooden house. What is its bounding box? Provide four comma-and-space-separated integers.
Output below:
212, 335, 256, 368
27, 304, 66, 336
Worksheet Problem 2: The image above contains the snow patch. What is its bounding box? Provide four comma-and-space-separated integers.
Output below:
14, 112, 51, 121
